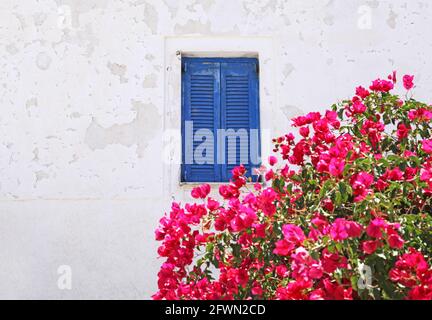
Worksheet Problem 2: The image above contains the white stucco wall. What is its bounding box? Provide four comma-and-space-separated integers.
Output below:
1, 0, 432, 299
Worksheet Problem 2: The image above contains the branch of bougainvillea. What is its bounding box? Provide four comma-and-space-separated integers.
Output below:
290, 207, 308, 214
153, 73, 432, 300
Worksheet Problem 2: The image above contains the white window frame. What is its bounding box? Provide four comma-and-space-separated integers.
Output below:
163, 36, 276, 201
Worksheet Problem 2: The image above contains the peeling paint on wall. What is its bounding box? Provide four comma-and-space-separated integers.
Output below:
26, 98, 38, 109
6, 43, 19, 55
54, 0, 109, 28
145, 54, 155, 61
107, 62, 128, 83
367, 0, 380, 9
36, 52, 52, 70
281, 105, 304, 119
323, 14, 334, 26
282, 63, 294, 78
33, 12, 47, 27
174, 20, 212, 35
142, 74, 157, 88
84, 101, 160, 158
32, 148, 39, 162
144, 2, 159, 34
387, 8, 398, 29
34, 170, 49, 187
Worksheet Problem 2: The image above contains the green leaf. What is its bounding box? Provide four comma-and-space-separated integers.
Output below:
319, 179, 334, 198
335, 191, 342, 206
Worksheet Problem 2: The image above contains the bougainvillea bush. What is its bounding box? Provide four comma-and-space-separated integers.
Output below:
154, 73, 432, 300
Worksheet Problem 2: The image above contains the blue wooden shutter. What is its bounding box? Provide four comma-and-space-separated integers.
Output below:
220, 60, 260, 181
182, 59, 221, 182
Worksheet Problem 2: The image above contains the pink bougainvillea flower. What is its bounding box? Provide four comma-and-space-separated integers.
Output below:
420, 162, 432, 194
355, 86, 370, 99
408, 110, 416, 121
195, 232, 214, 244
421, 139, 432, 153
404, 166, 418, 181
330, 218, 362, 241
280, 164, 291, 178
403, 74, 414, 90
360, 119, 385, 148
299, 126, 310, 137
408, 108, 432, 122
275, 265, 289, 278
325, 110, 337, 121
355, 171, 375, 187
311, 214, 329, 232
388, 232, 405, 249
292, 112, 320, 127
366, 218, 388, 239
420, 162, 432, 182
273, 239, 293, 256
191, 184, 211, 199
362, 240, 381, 254
346, 220, 363, 238
375, 178, 389, 191
276, 279, 312, 300
252, 223, 266, 238
251, 282, 263, 296
404, 152, 416, 160
288, 140, 308, 165
352, 100, 366, 114
290, 247, 324, 281
321, 248, 347, 273
322, 279, 353, 300
207, 197, 220, 211
388, 70, 397, 83
219, 184, 240, 200
389, 248, 431, 292
350, 171, 374, 202
324, 110, 341, 129
268, 155, 278, 166
265, 169, 274, 181
329, 158, 345, 177
397, 123, 411, 141
232, 164, 246, 177
253, 182, 262, 191
230, 206, 257, 232
322, 198, 334, 212
282, 224, 306, 245
258, 187, 278, 216
382, 167, 404, 181
369, 78, 394, 92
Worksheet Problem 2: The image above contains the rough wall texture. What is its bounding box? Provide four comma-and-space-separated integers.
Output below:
1, 0, 432, 299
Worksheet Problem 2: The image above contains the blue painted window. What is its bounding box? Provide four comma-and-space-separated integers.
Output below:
181, 57, 260, 182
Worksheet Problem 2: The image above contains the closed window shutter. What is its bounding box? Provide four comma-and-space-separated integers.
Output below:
182, 58, 260, 182
220, 60, 260, 181
182, 60, 221, 182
